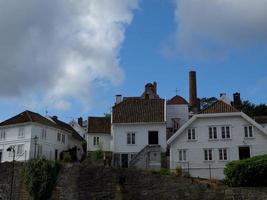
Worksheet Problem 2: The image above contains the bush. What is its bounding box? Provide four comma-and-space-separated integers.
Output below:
175, 165, 182, 176
63, 152, 71, 163
24, 158, 61, 200
224, 154, 267, 187
150, 168, 171, 175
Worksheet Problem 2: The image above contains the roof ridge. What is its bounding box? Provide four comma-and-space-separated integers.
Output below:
25, 110, 33, 122
200, 100, 238, 114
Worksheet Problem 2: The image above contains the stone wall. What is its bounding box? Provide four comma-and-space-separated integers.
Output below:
53, 163, 267, 200
0, 162, 29, 200
1, 162, 267, 200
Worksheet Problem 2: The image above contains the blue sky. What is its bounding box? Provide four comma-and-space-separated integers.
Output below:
0, 0, 267, 122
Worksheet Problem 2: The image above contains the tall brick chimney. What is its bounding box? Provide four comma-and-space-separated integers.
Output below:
189, 71, 198, 113
233, 92, 242, 111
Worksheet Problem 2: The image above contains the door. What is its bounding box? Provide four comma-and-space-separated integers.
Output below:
121, 154, 128, 168
239, 146, 250, 160
148, 131, 159, 145
55, 149, 58, 160
0, 150, 2, 163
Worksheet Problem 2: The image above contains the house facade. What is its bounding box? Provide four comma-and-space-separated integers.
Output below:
87, 117, 111, 152
167, 100, 267, 180
0, 111, 84, 163
111, 83, 167, 169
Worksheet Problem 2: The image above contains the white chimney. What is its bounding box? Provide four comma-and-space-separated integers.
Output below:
115, 95, 122, 105
219, 93, 231, 105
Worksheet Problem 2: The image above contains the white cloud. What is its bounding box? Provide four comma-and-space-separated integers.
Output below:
0, 0, 138, 110
169, 0, 267, 60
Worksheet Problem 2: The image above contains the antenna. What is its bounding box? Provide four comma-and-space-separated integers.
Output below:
175, 88, 179, 95
45, 110, 48, 116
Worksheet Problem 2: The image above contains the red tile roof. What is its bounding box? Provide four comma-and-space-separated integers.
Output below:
112, 99, 165, 123
167, 95, 188, 105
200, 100, 239, 114
0, 110, 57, 127
88, 117, 111, 134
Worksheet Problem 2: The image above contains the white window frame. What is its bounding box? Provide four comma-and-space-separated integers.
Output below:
62, 134, 65, 144
221, 126, 231, 139
244, 125, 254, 138
178, 149, 187, 162
41, 128, 47, 140
18, 127, 25, 138
218, 148, 228, 161
57, 132, 61, 142
127, 133, 136, 145
17, 144, 24, 155
187, 128, 196, 141
209, 127, 218, 140
93, 136, 100, 146
0, 129, 6, 140
204, 149, 213, 161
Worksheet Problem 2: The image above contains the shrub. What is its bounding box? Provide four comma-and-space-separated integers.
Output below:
150, 168, 171, 175
224, 154, 267, 187
175, 165, 182, 176
24, 158, 61, 200
63, 152, 72, 163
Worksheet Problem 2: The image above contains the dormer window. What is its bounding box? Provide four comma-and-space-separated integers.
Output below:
244, 125, 254, 138
187, 128, 196, 141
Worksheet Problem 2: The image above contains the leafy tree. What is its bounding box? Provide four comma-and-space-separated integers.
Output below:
241, 100, 267, 117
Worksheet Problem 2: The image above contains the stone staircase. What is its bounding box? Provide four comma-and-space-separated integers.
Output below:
129, 145, 161, 169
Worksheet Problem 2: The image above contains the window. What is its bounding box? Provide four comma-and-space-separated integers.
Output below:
18, 127, 25, 138
178, 149, 187, 161
209, 127, 217, 139
219, 148, 228, 161
93, 136, 100, 146
0, 129, 6, 140
57, 132, 61, 142
62, 134, 65, 144
127, 133, 135, 145
187, 128, 196, 140
221, 126, 231, 139
204, 149, 213, 161
244, 126, 254, 138
41, 128, 47, 140
17, 144, 24, 155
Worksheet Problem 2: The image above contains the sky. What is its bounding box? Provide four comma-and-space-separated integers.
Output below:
0, 0, 267, 122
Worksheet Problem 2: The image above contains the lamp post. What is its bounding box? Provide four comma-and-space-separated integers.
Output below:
7, 146, 15, 200
33, 136, 38, 159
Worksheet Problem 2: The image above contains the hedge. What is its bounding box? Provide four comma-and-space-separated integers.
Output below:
224, 154, 267, 187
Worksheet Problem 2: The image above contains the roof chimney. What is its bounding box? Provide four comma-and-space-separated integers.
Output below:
115, 95, 123, 105
189, 71, 198, 113
52, 116, 58, 120
78, 117, 83, 126
153, 81, 157, 94
233, 92, 242, 111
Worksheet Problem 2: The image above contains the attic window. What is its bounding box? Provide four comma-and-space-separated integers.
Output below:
187, 128, 196, 141
244, 125, 254, 138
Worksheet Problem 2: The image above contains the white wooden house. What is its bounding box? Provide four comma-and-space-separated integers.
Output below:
111, 83, 167, 169
167, 100, 267, 180
87, 117, 111, 152
0, 111, 85, 163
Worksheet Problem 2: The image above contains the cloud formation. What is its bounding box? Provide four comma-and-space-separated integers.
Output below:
0, 0, 138, 110
170, 0, 267, 60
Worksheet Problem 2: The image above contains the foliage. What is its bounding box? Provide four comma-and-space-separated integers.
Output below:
224, 155, 267, 187
24, 158, 61, 200
150, 168, 171, 175
62, 152, 71, 162
175, 165, 182, 176
241, 100, 267, 117
92, 143, 104, 161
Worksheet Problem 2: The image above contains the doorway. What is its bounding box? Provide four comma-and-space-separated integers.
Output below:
239, 146, 250, 160
148, 131, 159, 145
0, 150, 2, 163
121, 154, 128, 168
55, 149, 58, 160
